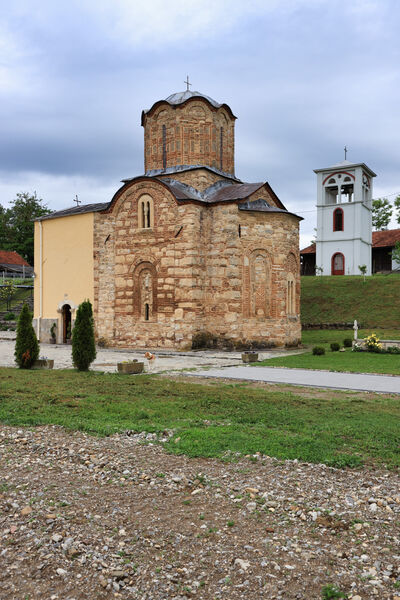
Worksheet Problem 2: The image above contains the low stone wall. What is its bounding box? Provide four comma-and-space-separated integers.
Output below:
354, 339, 400, 350
302, 322, 356, 330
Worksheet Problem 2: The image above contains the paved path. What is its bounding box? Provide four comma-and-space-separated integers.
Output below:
191, 365, 400, 394
0, 337, 303, 374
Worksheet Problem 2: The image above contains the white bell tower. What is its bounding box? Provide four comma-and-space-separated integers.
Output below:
314, 158, 376, 276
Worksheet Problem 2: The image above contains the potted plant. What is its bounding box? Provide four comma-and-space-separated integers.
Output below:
33, 356, 54, 369
50, 322, 57, 344
66, 323, 72, 345
241, 351, 259, 363
117, 360, 144, 374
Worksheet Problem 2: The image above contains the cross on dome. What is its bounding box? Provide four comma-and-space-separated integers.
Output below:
184, 75, 192, 91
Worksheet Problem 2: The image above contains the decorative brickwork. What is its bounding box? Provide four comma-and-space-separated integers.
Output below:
143, 99, 235, 175
40, 89, 302, 349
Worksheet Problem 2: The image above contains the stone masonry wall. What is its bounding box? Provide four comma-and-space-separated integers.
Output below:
94, 180, 206, 349
93, 179, 300, 349
143, 100, 235, 175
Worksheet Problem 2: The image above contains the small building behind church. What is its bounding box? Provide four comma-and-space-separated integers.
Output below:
34, 89, 302, 349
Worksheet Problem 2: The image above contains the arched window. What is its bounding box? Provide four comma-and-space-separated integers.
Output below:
140, 270, 153, 320
287, 275, 295, 315
333, 208, 344, 231
162, 124, 167, 169
331, 253, 345, 275
250, 253, 271, 317
138, 195, 154, 229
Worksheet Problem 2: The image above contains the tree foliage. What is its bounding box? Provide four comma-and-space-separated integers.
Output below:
72, 300, 96, 371
0, 281, 16, 310
372, 198, 393, 231
390, 241, 400, 267
14, 303, 39, 369
0, 192, 51, 264
394, 195, 400, 225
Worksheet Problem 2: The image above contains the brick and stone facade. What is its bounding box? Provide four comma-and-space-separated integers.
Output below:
37, 89, 302, 349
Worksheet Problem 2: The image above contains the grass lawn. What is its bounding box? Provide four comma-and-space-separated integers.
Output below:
302, 329, 400, 348
0, 367, 399, 469
301, 274, 400, 328
259, 348, 400, 376
264, 329, 400, 376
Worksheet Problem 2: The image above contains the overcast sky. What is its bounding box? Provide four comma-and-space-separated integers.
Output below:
1, 0, 400, 247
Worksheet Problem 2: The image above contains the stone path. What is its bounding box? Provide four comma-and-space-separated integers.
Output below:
0, 336, 302, 373
190, 365, 400, 394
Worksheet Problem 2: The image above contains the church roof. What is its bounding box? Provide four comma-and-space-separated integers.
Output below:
142, 90, 236, 122
133, 164, 241, 182
238, 198, 303, 220
36, 202, 109, 221
164, 90, 221, 108
39, 178, 301, 221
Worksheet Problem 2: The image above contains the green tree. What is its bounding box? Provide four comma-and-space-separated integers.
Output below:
72, 300, 96, 371
0, 281, 16, 310
0, 192, 51, 264
358, 264, 367, 282
394, 195, 400, 225
390, 241, 400, 268
14, 303, 39, 369
372, 198, 392, 230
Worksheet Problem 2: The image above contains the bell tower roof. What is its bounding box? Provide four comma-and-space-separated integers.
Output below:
314, 160, 376, 177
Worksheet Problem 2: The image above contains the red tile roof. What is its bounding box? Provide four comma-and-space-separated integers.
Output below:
372, 228, 400, 248
0, 250, 30, 266
300, 243, 316, 254
300, 229, 400, 254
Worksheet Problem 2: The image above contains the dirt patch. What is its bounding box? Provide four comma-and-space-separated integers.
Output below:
1, 425, 399, 599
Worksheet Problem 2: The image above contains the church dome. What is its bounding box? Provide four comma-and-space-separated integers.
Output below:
164, 90, 222, 108
141, 89, 237, 175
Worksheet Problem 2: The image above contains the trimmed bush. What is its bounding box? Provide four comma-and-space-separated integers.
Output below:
4, 312, 16, 321
343, 338, 352, 348
14, 303, 39, 369
330, 342, 340, 352
72, 300, 96, 371
312, 346, 325, 356
387, 346, 400, 354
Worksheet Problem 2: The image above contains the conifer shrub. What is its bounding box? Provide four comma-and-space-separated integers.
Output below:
72, 300, 96, 371
14, 303, 39, 368
330, 342, 340, 352
343, 338, 352, 348
312, 346, 325, 356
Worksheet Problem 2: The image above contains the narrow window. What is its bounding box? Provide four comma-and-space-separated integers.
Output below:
162, 124, 167, 169
141, 201, 146, 228
145, 303, 150, 321
333, 208, 344, 231
220, 127, 223, 170
238, 224, 241, 238
146, 201, 151, 228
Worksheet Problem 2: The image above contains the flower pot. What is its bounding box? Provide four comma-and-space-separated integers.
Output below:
241, 352, 258, 363
117, 361, 144, 374
33, 359, 54, 369
50, 338, 56, 344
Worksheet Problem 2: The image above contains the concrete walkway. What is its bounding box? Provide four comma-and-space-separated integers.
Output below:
190, 365, 400, 394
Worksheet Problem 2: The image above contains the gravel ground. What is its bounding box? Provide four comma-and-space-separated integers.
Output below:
1, 425, 399, 600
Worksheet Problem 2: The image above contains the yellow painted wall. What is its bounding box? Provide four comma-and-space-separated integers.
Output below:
34, 213, 94, 318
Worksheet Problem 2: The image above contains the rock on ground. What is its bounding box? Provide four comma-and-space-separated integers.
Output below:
0, 425, 399, 599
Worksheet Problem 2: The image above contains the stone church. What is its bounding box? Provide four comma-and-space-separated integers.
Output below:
34, 88, 302, 349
